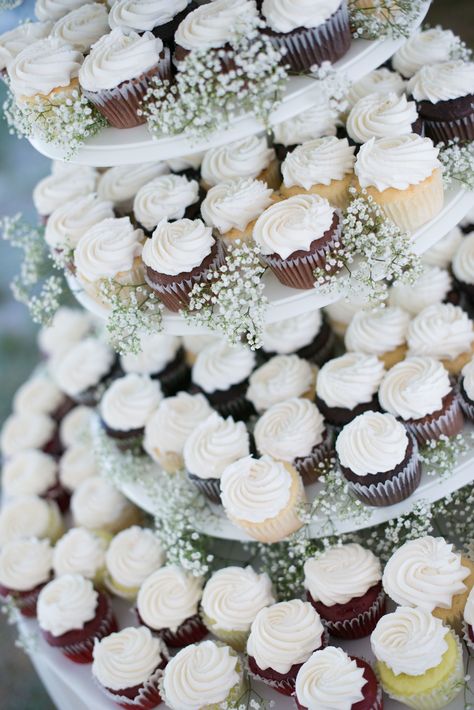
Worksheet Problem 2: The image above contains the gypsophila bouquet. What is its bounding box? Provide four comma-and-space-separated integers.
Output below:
419, 433, 471, 479
348, 0, 425, 40
438, 139, 474, 190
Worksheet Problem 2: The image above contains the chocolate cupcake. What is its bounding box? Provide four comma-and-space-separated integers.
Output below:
247, 354, 315, 413
261, 310, 335, 366
120, 333, 189, 396
133, 174, 201, 233
108, 0, 194, 47
389, 264, 453, 316
97, 162, 169, 215
0, 538, 53, 618
346, 92, 420, 146
53, 337, 116, 406
458, 357, 474, 422
200, 135, 280, 191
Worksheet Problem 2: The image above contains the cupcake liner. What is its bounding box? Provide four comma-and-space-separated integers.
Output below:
318, 586, 386, 640
55, 600, 118, 664
96, 661, 167, 710
155, 348, 190, 397
201, 612, 248, 652
299, 323, 336, 367
462, 620, 474, 654
406, 391, 465, 446
294, 428, 335, 485
424, 113, 474, 144
188, 473, 222, 504
157, 613, 208, 648
208, 390, 255, 423
458, 381, 474, 423
0, 581, 49, 618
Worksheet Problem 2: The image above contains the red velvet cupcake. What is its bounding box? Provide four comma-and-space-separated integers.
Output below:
304, 543, 385, 639
0, 538, 53, 618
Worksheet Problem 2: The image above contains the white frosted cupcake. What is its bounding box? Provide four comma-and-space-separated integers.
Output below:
133, 174, 200, 232
220, 455, 306, 543
105, 526, 165, 600
247, 354, 316, 413
50, 3, 109, 53
144, 392, 213, 473
13, 371, 68, 419
201, 566, 275, 651
0, 495, 63, 546
389, 265, 453, 316
459, 357, 474, 422
71, 475, 140, 533
59, 405, 94, 447
0, 20, 52, 74
346, 67, 405, 108
1, 449, 67, 512
53, 337, 115, 405
33, 166, 97, 221
120, 332, 188, 396
100, 373, 162, 447
53, 527, 109, 585
97, 162, 168, 213
423, 226, 463, 269
261, 310, 335, 365
452, 231, 474, 300
347, 92, 419, 144
272, 102, 338, 157
393, 27, 462, 79
59, 443, 97, 492
345, 306, 410, 369
137, 565, 206, 647
38, 306, 92, 359
35, 0, 99, 22
0, 411, 57, 459
45, 194, 114, 255
0, 538, 53, 618
200, 135, 279, 190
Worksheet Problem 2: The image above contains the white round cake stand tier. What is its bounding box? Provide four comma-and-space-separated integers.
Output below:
28, 2, 431, 167
66, 186, 474, 335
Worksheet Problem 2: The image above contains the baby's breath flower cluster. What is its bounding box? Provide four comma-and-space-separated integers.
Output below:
419, 432, 471, 479
308, 61, 349, 116
348, 0, 425, 40
438, 139, 474, 190
184, 241, 268, 349
139, 17, 288, 140
222, 678, 273, 710
257, 541, 307, 601
431, 481, 474, 543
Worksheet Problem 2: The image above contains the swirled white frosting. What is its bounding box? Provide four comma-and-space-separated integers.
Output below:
282, 137, 355, 189
389, 265, 452, 316
109, 0, 191, 32
0, 496, 61, 546
38, 306, 92, 359
106, 526, 164, 589
247, 600, 324, 674
142, 218, 214, 276
133, 174, 199, 230
35, 0, 97, 22
0, 538, 52, 592
383, 536, 470, 610
174, 0, 257, 51
33, 166, 98, 217
462, 357, 474, 401
295, 647, 367, 710
465, 588, 474, 626
192, 340, 255, 393
53, 337, 114, 397
336, 411, 409, 476
408, 60, 474, 103
247, 355, 314, 413
201, 178, 273, 235
0, 21, 52, 72
345, 307, 410, 356
137, 565, 202, 632
163, 640, 239, 710
452, 232, 474, 284
347, 92, 418, 144
92, 626, 166, 691
13, 372, 64, 416
407, 303, 474, 361
261, 0, 340, 32
45, 194, 114, 250
254, 398, 325, 461
202, 566, 274, 632
2, 449, 57, 498
59, 443, 97, 491
144, 392, 213, 460
201, 135, 275, 187
51, 3, 109, 53
304, 543, 382, 606
347, 68, 405, 108
120, 332, 181, 375
74, 216, 144, 282
37, 574, 98, 637
221, 455, 293, 523
59, 406, 94, 447
273, 102, 338, 146
393, 28, 459, 78
100, 373, 162, 431
53, 527, 108, 579
183, 412, 249, 480
0, 412, 55, 458
262, 310, 322, 354
423, 226, 463, 269
379, 356, 451, 421
317, 352, 385, 409
71, 475, 135, 531
371, 606, 449, 676
97, 163, 168, 210
253, 194, 335, 258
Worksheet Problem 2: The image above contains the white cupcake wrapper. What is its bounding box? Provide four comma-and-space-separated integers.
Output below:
405, 392, 464, 445
95, 657, 168, 709
322, 586, 386, 639
462, 619, 474, 654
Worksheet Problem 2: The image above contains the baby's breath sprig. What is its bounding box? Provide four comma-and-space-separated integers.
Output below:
432, 481, 474, 543
257, 540, 307, 601
419, 432, 471, 479
348, 0, 425, 40
438, 139, 474, 190
308, 61, 350, 116
227, 678, 274, 710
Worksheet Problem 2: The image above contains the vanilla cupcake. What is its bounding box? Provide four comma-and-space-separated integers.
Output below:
33, 166, 98, 222
423, 226, 463, 269
220, 455, 306, 542
354, 134, 443, 232
120, 332, 188, 396
272, 102, 338, 159
105, 526, 165, 600
0, 496, 63, 546
59, 405, 94, 447
53, 337, 115, 405
336, 411, 421, 506
316, 352, 385, 425
345, 306, 410, 369
389, 265, 453, 316
144, 392, 213, 473
280, 137, 355, 208
59, 443, 97, 492
407, 303, 474, 374
346, 92, 419, 145
38, 306, 92, 359
71, 475, 140, 533
50, 3, 109, 53
261, 310, 335, 365
13, 371, 68, 420
0, 538, 53, 618
346, 67, 405, 108
0, 21, 52, 74
200, 135, 279, 190
0, 411, 57, 459
53, 527, 109, 584
100, 373, 162, 447
452, 231, 474, 300
393, 28, 462, 79
97, 162, 168, 214
247, 354, 315, 413
133, 174, 200, 233
45, 194, 114, 255
108, 0, 192, 45
459, 357, 474, 421
2, 450, 68, 511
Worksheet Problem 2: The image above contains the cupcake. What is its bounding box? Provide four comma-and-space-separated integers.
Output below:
59, 443, 97, 492
59, 405, 94, 448
459, 357, 474, 421
336, 411, 421, 506
191, 340, 256, 420
53, 337, 116, 405
220, 455, 306, 542
38, 306, 93, 359
136, 565, 207, 646
0, 411, 58, 459
304, 543, 385, 639
79, 28, 171, 128
105, 526, 165, 601
261, 310, 335, 366
144, 392, 213, 473
371, 606, 464, 709
162, 640, 245, 710
53, 527, 109, 585
92, 626, 168, 708
200, 178, 274, 246
294, 647, 382, 710
71, 475, 140, 533
346, 92, 420, 145
142, 218, 225, 313
260, 0, 351, 72
133, 174, 200, 233
382, 536, 474, 632
280, 137, 355, 208
246, 599, 326, 695
247, 354, 316, 413
452, 231, 474, 300
108, 0, 193, 46
253, 194, 342, 290
423, 225, 463, 269
408, 60, 474, 143
166, 151, 204, 180
33, 166, 98, 222
182, 333, 219, 366
354, 134, 443, 233
324, 292, 372, 337
37, 574, 117, 663
35, 0, 98, 22
389, 265, 453, 316
183, 412, 250, 503
0, 538, 53, 618
0, 20, 52, 75
463, 588, 474, 652
201, 566, 275, 651
345, 306, 410, 369
272, 102, 338, 159
392, 28, 463, 79
97, 162, 168, 214
316, 352, 385, 426
200, 135, 280, 190
50, 3, 110, 53
2, 450, 69, 512
407, 303, 474, 374
45, 194, 114, 257
254, 398, 334, 484
346, 67, 405, 109
0, 496, 64, 546
120, 333, 189, 396
378, 356, 464, 444
13, 371, 70, 421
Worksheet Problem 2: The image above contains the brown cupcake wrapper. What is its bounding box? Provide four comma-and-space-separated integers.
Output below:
95, 660, 167, 710
294, 428, 335, 485
424, 112, 474, 144
156, 349, 191, 397
459, 384, 474, 423
188, 473, 222, 504
321, 587, 386, 640
209, 392, 255, 423
405, 392, 464, 446
462, 620, 474, 654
